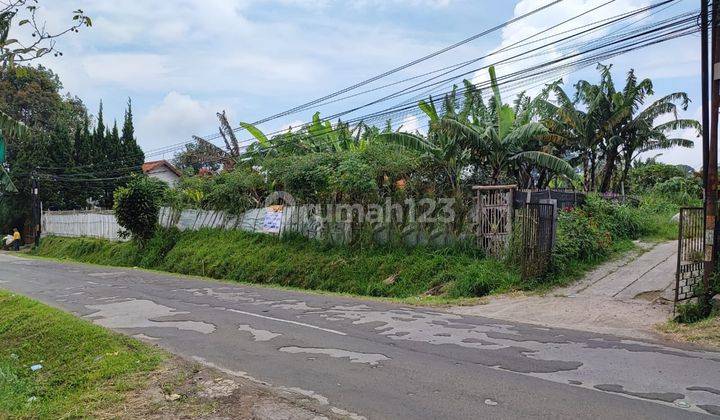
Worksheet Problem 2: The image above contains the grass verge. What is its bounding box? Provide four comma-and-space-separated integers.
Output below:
33, 193, 681, 301
657, 315, 720, 349
0, 290, 354, 418
0, 290, 164, 418
34, 229, 522, 299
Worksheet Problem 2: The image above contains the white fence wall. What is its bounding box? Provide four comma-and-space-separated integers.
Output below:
42, 207, 295, 241
42, 210, 125, 241
42, 205, 461, 246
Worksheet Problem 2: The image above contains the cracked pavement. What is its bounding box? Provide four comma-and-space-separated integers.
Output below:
1, 253, 719, 419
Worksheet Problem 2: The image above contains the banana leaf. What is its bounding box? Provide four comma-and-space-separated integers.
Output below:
0, 165, 17, 193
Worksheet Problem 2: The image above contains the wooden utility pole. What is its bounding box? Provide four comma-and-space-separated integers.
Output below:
704, 0, 720, 306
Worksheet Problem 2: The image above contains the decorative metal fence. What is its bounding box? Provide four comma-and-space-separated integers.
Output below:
516, 203, 556, 280
675, 207, 705, 303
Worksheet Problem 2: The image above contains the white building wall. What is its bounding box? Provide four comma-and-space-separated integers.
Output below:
147, 168, 180, 187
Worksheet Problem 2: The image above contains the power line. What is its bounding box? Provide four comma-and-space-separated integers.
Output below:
140, 0, 567, 157
31, 1, 698, 177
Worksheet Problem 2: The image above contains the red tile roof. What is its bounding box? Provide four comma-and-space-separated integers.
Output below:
142, 160, 182, 177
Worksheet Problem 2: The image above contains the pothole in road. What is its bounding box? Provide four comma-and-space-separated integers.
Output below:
238, 324, 281, 342
279, 346, 389, 366
85, 299, 216, 334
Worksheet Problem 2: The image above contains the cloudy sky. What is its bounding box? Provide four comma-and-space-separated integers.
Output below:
24, 0, 703, 167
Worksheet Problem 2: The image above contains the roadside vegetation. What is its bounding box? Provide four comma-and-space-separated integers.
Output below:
0, 290, 163, 418
658, 314, 720, 349
0, 4, 703, 302
36, 176, 694, 300
33, 66, 703, 300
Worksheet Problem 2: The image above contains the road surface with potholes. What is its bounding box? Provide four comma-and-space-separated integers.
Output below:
0, 252, 719, 419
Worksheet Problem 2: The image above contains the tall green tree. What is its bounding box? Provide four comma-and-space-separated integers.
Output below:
121, 98, 144, 168
92, 101, 106, 164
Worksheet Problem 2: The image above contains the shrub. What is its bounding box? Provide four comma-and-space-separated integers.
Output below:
332, 157, 378, 201
552, 206, 612, 272
675, 300, 714, 324
582, 194, 643, 241
113, 176, 166, 242
652, 176, 702, 205
204, 168, 267, 214
628, 162, 686, 193
263, 153, 338, 203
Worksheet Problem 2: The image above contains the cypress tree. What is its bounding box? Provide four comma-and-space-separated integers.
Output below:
109, 120, 121, 163
121, 98, 144, 168
93, 101, 106, 165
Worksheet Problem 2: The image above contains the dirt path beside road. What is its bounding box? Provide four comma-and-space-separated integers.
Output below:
450, 241, 677, 340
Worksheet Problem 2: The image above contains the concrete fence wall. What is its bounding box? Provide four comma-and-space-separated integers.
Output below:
42, 207, 302, 241
43, 205, 477, 246
42, 210, 125, 241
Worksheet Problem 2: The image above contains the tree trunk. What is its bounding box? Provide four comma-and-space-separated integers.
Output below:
599, 147, 619, 193
620, 149, 633, 193
589, 150, 598, 192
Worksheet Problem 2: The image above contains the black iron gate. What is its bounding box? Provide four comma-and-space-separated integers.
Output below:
675, 207, 705, 303
517, 203, 555, 280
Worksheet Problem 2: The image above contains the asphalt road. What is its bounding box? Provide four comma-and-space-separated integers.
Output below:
1, 253, 719, 419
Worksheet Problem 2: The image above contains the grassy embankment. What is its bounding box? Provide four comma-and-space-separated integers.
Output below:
33, 194, 678, 300
0, 290, 164, 418
36, 230, 520, 299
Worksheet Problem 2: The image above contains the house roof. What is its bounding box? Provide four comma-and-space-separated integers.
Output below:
142, 160, 182, 177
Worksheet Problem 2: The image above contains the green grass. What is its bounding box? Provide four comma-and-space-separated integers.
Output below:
36, 229, 522, 299
0, 290, 165, 418
32, 194, 681, 301
658, 314, 720, 349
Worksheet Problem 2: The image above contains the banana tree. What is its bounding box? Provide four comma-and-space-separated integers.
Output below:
378, 128, 470, 201
439, 66, 575, 186
535, 75, 615, 192
242, 112, 376, 160
616, 93, 700, 189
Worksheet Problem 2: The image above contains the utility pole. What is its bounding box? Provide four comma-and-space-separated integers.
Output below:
703, 0, 720, 307
30, 171, 40, 248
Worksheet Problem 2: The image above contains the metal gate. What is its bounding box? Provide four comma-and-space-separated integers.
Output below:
474, 185, 515, 257
675, 207, 705, 303
516, 203, 555, 280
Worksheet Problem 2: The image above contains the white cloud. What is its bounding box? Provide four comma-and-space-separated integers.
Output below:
473, 0, 654, 98
82, 54, 176, 90
398, 114, 421, 133
138, 92, 231, 152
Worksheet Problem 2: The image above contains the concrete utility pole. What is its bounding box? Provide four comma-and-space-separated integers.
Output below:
703, 0, 720, 305
30, 172, 40, 248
